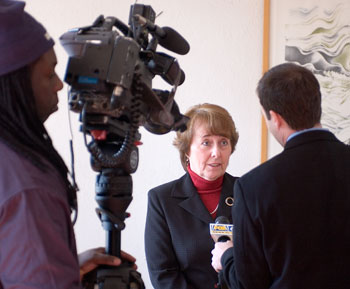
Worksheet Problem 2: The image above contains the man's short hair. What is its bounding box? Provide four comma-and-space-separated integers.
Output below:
257, 63, 321, 130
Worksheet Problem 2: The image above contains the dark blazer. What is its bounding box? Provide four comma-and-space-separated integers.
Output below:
222, 130, 350, 289
145, 172, 238, 289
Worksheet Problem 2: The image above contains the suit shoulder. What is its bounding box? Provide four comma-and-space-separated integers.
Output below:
238, 153, 282, 184
148, 174, 187, 196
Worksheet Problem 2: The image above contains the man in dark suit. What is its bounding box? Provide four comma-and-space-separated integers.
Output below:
211, 63, 350, 289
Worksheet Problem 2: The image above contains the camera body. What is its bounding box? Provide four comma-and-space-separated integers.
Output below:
60, 4, 188, 139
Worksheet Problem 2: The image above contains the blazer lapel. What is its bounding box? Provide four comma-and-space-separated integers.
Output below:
216, 174, 236, 222
172, 173, 237, 224
173, 174, 213, 224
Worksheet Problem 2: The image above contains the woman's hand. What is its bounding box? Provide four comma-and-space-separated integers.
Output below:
78, 247, 137, 279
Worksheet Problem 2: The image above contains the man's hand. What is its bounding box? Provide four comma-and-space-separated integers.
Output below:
78, 247, 137, 279
211, 240, 233, 272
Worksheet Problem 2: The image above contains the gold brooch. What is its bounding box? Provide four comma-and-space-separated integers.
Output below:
225, 197, 234, 207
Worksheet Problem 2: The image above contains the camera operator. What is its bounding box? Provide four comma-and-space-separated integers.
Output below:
0, 1, 136, 288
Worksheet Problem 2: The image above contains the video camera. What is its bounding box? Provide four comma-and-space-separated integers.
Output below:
60, 3, 189, 173
59, 4, 189, 289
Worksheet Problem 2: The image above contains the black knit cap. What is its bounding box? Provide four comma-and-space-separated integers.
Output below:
0, 0, 55, 76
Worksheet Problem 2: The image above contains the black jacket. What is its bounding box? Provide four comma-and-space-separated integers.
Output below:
222, 130, 350, 289
145, 172, 238, 289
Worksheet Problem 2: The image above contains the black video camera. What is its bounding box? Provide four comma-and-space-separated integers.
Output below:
59, 4, 189, 134
59, 4, 189, 173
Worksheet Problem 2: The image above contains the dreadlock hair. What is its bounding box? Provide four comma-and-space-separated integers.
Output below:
0, 65, 77, 214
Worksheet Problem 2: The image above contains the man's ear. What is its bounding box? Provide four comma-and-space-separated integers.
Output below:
269, 110, 283, 129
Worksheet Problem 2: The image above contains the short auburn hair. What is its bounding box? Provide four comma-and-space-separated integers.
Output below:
173, 103, 239, 171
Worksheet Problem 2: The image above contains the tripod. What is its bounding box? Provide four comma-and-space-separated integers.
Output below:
80, 99, 145, 289
82, 142, 145, 289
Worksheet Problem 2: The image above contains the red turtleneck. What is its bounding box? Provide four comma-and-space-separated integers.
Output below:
187, 165, 223, 219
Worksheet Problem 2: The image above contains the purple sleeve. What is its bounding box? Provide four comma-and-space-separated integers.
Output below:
0, 188, 82, 289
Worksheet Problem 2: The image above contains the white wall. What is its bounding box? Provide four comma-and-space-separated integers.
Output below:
25, 1, 264, 288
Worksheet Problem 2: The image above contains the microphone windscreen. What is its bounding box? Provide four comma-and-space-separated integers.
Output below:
157, 26, 190, 55
215, 216, 230, 224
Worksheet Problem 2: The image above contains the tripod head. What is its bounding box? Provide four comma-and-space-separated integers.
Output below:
60, 3, 189, 289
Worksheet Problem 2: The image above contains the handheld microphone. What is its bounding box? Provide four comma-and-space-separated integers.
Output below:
134, 14, 190, 55
210, 216, 233, 289
209, 216, 233, 243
